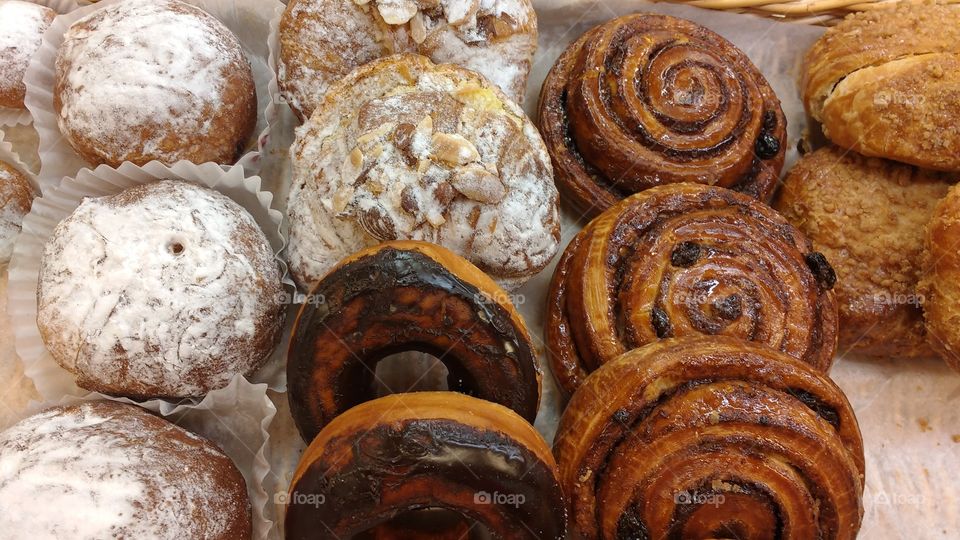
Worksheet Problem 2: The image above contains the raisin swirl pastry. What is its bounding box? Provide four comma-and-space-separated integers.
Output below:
286, 54, 560, 291
555, 337, 865, 540
538, 13, 786, 219
546, 183, 838, 397
285, 392, 566, 540
287, 241, 541, 443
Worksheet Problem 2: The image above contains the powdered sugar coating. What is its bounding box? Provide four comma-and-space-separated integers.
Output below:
54, 0, 257, 167
0, 159, 34, 264
37, 180, 284, 398
0, 1, 55, 109
278, 0, 537, 120
0, 401, 252, 539
286, 54, 559, 290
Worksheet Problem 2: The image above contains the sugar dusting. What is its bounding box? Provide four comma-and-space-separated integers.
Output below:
55, 0, 247, 161
287, 56, 559, 290
0, 160, 33, 264
279, 0, 537, 119
37, 180, 283, 398
0, 1, 55, 106
0, 401, 249, 538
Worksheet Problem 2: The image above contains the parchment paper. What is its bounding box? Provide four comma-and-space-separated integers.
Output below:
258, 2, 960, 539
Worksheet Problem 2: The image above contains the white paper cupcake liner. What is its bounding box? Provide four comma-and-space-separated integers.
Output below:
11, 375, 278, 540
23, 0, 282, 192
7, 160, 293, 406
0, 0, 80, 127
0, 129, 39, 194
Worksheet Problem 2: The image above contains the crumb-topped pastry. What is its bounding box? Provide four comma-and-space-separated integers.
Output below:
286, 54, 559, 290
37, 180, 284, 398
802, 3, 960, 171
0, 158, 35, 264
278, 0, 537, 121
0, 1, 56, 110
54, 0, 257, 167
0, 401, 252, 539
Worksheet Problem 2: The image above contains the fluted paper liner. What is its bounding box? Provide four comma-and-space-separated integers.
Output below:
22, 0, 282, 191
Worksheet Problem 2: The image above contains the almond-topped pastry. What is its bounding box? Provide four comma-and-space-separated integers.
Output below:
285, 392, 566, 539
287, 241, 541, 442
802, 3, 960, 171
36, 180, 284, 398
286, 54, 560, 290
0, 158, 35, 264
0, 401, 252, 539
54, 0, 257, 167
0, 0, 55, 110
278, 0, 538, 121
555, 337, 864, 540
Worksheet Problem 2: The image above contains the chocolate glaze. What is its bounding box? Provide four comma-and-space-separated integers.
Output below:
288, 247, 540, 442
285, 418, 566, 540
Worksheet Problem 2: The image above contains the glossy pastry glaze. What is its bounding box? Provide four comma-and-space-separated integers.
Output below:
287, 241, 541, 442
285, 392, 565, 540
546, 183, 838, 397
554, 337, 864, 540
538, 13, 786, 219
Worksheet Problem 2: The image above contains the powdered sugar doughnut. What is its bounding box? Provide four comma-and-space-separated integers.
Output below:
54, 0, 257, 167
286, 54, 560, 290
37, 180, 284, 398
0, 1, 55, 110
0, 401, 252, 539
278, 0, 537, 121
0, 159, 35, 264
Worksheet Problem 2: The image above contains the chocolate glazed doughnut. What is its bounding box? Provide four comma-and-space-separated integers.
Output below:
546, 183, 838, 397
285, 392, 566, 540
538, 13, 787, 219
288, 241, 541, 442
554, 337, 864, 540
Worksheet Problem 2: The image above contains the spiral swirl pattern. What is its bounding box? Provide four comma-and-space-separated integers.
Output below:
554, 337, 864, 540
538, 14, 787, 218
546, 184, 838, 396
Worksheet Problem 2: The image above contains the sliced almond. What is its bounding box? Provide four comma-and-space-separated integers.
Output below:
431, 133, 480, 166
377, 0, 418, 25
410, 11, 427, 44
442, 0, 479, 26
450, 165, 506, 204
332, 186, 355, 214
341, 148, 365, 185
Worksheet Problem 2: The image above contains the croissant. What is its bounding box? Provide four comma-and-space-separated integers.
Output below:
538, 13, 786, 219
554, 336, 865, 540
802, 3, 960, 171
546, 183, 838, 396
285, 392, 566, 539
287, 241, 541, 443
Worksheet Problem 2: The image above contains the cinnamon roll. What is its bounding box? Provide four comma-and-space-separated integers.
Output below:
554, 336, 864, 540
285, 392, 566, 540
546, 183, 838, 396
538, 13, 786, 219
287, 241, 541, 443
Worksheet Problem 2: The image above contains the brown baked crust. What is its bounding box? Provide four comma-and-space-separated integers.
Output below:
54, 0, 257, 167
0, 1, 56, 109
0, 401, 252, 539
919, 183, 960, 372
285, 392, 565, 539
278, 0, 538, 121
802, 3, 960, 171
36, 180, 284, 399
287, 240, 541, 443
0, 159, 36, 264
775, 146, 953, 358
538, 13, 786, 219
554, 337, 864, 540
546, 183, 839, 397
